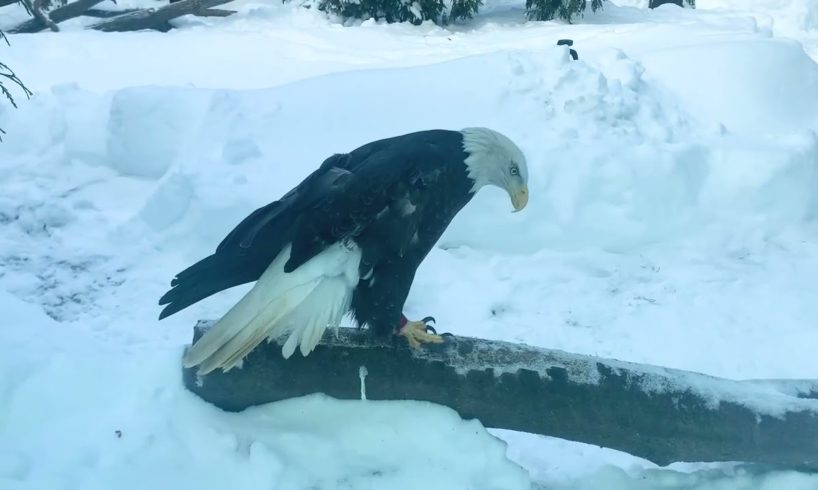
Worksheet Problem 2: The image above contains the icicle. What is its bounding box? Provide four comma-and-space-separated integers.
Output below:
359, 365, 368, 400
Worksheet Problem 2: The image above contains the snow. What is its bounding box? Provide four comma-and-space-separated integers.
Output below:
640, 38, 818, 135
0, 293, 527, 490
2, 0, 818, 488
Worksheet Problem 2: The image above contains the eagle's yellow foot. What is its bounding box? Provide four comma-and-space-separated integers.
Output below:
398, 316, 444, 348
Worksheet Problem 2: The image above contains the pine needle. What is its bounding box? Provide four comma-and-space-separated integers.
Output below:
0, 30, 33, 142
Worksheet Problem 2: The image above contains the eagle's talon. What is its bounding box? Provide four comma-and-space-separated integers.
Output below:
421, 316, 437, 334
398, 318, 444, 348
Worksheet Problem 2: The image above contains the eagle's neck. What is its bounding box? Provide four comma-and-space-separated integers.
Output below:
460, 127, 505, 193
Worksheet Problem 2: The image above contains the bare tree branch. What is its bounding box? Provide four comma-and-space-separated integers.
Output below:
8, 0, 106, 33
82, 7, 140, 17
88, 0, 235, 32
5, 0, 235, 33
0, 0, 23, 9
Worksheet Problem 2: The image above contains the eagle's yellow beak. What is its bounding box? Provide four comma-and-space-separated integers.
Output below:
511, 185, 529, 212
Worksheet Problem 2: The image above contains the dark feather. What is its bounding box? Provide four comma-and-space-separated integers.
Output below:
157, 129, 475, 331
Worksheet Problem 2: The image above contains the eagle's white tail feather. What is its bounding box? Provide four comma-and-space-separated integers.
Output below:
202, 285, 308, 371
181, 246, 295, 370
281, 275, 352, 358
182, 242, 362, 374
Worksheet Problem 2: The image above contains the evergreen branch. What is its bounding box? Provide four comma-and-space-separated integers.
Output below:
0, 68, 33, 108
0, 30, 33, 142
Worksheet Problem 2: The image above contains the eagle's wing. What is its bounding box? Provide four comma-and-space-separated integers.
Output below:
158, 145, 434, 320
283, 146, 434, 273
214, 153, 349, 254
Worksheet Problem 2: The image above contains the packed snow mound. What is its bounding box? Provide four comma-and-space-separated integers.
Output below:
8, 47, 818, 256
0, 293, 529, 490
502, 429, 818, 489
540, 464, 818, 489
700, 0, 818, 32
640, 38, 818, 135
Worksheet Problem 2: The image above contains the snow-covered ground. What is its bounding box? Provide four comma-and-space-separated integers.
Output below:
2, 0, 818, 488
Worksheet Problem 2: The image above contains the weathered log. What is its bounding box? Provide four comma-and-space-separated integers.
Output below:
82, 7, 141, 17
182, 321, 818, 472
88, 0, 234, 32
194, 7, 235, 16
7, 0, 105, 33
88, 9, 171, 32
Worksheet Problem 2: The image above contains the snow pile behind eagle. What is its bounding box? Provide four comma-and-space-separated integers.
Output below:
2, 0, 818, 489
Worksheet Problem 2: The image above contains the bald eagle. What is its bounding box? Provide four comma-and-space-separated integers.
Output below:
159, 127, 529, 374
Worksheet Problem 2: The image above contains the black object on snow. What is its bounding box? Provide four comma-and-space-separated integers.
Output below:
557, 39, 578, 60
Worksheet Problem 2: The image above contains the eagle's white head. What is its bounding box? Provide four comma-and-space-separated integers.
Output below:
460, 127, 529, 212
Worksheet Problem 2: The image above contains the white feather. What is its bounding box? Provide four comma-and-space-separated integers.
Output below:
461, 127, 528, 192
182, 240, 362, 374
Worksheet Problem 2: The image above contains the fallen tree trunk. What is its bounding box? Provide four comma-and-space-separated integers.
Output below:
19, 0, 61, 31
89, 0, 234, 32
182, 321, 818, 472
7, 0, 105, 33
82, 8, 141, 18
6, 0, 234, 34
192, 7, 233, 16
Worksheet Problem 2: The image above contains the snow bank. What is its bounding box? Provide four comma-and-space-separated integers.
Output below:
501, 430, 818, 489
697, 0, 818, 60
700, 0, 818, 32
0, 290, 530, 490
640, 38, 818, 135
540, 463, 818, 489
